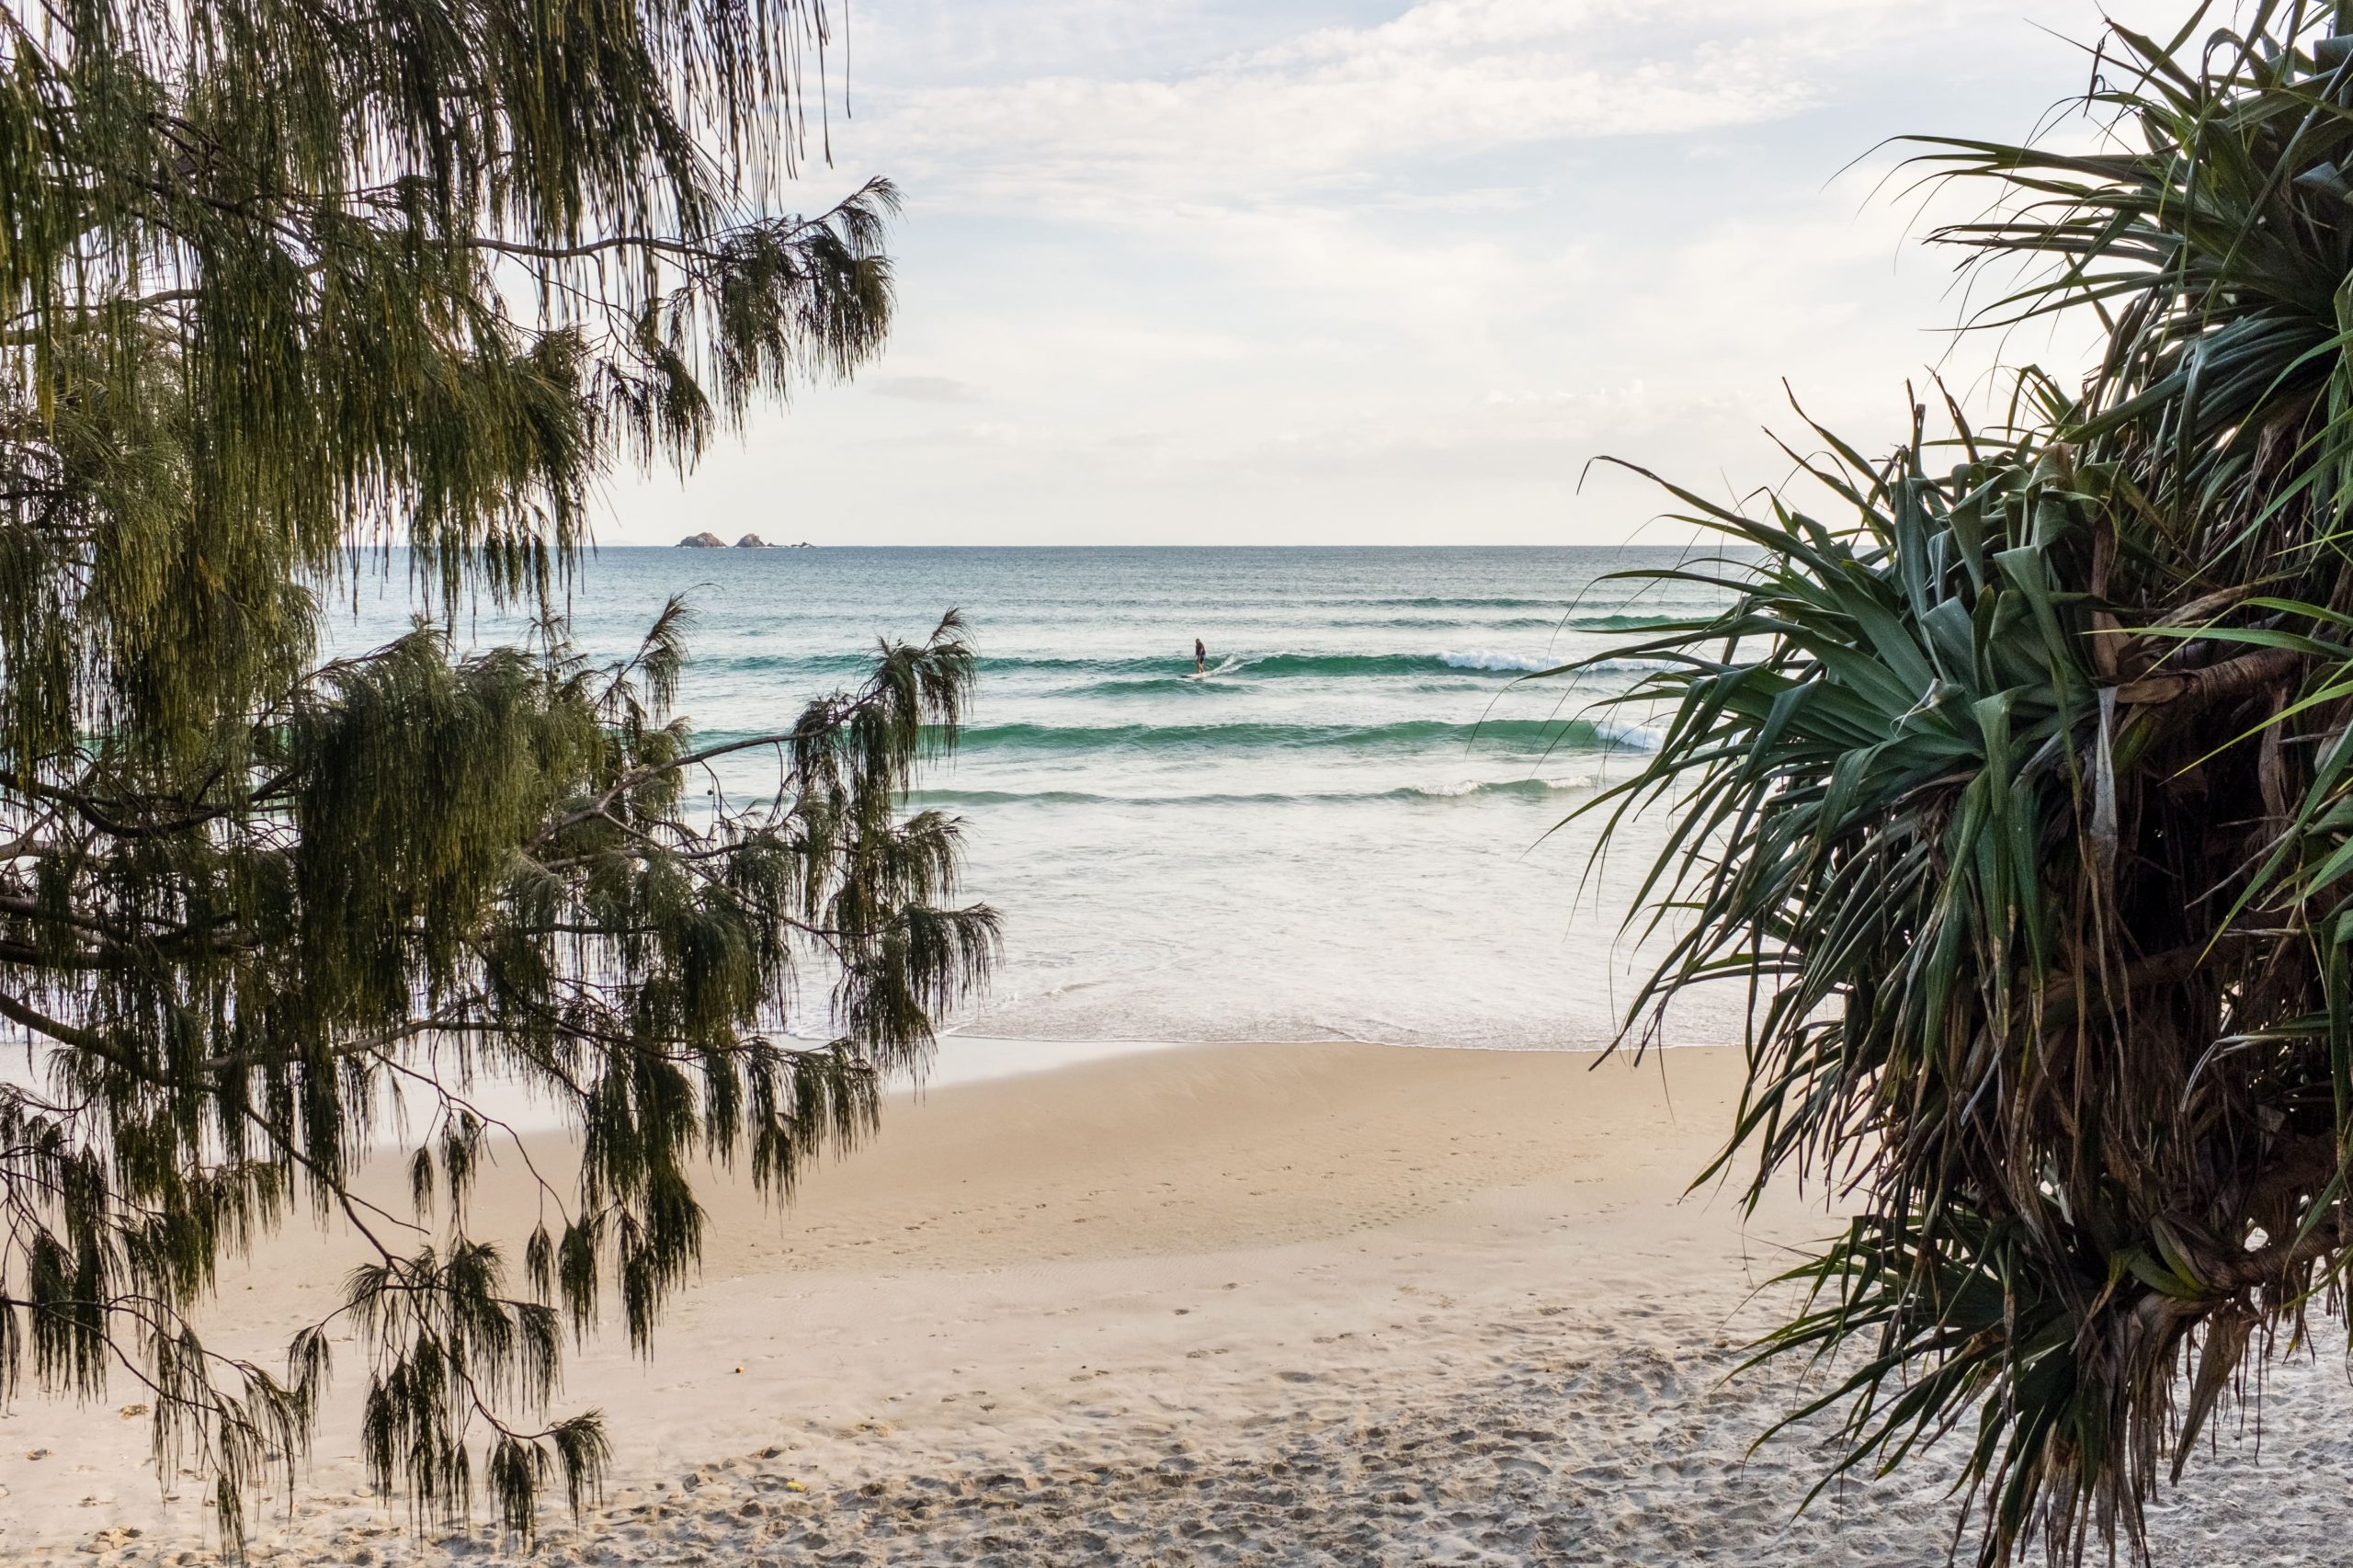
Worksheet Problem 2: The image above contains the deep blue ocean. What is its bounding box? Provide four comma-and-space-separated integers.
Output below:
331, 546, 1743, 1051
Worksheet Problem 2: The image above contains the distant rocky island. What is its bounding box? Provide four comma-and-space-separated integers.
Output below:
676, 532, 813, 548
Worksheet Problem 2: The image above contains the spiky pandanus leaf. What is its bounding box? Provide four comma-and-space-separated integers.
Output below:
1576, 6, 2353, 1562
0, 0, 996, 1551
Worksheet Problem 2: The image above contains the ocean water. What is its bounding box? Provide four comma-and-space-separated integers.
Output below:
333, 547, 1745, 1051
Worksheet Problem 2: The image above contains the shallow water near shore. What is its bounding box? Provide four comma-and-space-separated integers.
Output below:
330, 545, 1745, 1051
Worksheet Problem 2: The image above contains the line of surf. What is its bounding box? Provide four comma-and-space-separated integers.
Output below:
928, 717, 1663, 756
678, 715, 1665, 757
905, 776, 1600, 808
702, 648, 1678, 683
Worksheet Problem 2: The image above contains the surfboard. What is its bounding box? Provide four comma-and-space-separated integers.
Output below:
1184, 655, 1243, 681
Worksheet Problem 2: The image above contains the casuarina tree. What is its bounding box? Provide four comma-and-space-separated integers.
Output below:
0, 0, 995, 1544
1579, 4, 2353, 1562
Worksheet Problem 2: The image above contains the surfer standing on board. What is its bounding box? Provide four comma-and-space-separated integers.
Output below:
1194, 637, 1207, 673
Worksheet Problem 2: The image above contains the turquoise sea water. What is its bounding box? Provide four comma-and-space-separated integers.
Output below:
335, 546, 1743, 1051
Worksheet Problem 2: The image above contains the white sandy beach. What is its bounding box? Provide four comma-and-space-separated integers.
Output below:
0, 1041, 2339, 1565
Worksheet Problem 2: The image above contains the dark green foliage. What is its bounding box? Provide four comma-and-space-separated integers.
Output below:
1574, 5, 2353, 1562
0, 0, 995, 1549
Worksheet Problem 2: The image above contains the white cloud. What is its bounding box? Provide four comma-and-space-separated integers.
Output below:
867, 0, 1824, 213
864, 373, 982, 402
603, 0, 2215, 545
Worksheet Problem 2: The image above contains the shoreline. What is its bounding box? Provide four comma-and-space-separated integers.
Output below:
0, 1040, 2335, 1564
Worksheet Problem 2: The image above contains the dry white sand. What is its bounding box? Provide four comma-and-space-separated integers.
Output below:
0, 1041, 2341, 1564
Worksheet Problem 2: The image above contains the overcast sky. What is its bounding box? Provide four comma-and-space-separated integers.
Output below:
603, 0, 2189, 547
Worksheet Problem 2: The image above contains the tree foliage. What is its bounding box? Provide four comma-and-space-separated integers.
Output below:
1575, 4, 2353, 1561
0, 0, 996, 1546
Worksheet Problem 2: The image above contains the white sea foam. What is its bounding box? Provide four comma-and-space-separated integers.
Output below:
1593, 718, 1665, 752
1439, 649, 1552, 672
1406, 776, 1594, 800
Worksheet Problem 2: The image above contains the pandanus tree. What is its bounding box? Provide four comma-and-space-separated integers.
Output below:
0, 0, 995, 1545
1579, 4, 2353, 1562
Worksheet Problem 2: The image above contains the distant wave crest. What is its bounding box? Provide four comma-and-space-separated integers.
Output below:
944, 717, 1660, 756
703, 646, 1675, 687
1437, 649, 1551, 672
909, 776, 1599, 809
685, 714, 1664, 759
1558, 612, 1685, 631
